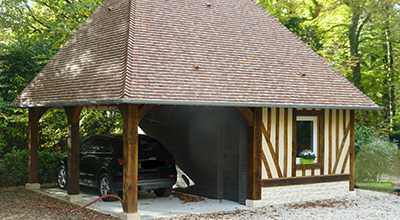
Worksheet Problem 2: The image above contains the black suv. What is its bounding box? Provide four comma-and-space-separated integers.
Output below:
57, 135, 177, 200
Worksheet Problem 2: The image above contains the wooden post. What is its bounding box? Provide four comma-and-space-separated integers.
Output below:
319, 111, 325, 175
291, 109, 297, 177
64, 106, 83, 195
28, 107, 48, 184
118, 104, 139, 213
247, 107, 262, 200
349, 110, 355, 191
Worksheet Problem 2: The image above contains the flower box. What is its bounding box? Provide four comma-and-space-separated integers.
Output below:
300, 158, 314, 164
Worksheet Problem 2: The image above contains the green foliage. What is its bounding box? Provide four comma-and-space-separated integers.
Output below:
39, 109, 68, 151
80, 110, 123, 138
0, 104, 29, 154
355, 138, 399, 182
0, 39, 56, 103
0, 149, 65, 186
354, 123, 377, 155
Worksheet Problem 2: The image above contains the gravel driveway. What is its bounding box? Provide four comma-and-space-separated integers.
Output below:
1, 185, 399, 219
168, 190, 400, 220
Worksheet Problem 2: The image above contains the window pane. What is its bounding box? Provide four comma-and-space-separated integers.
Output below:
90, 138, 112, 153
296, 120, 314, 157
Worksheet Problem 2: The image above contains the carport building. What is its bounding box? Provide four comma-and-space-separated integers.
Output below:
11, 0, 381, 219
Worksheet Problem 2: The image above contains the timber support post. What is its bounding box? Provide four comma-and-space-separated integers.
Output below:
26, 107, 48, 190
245, 107, 262, 207
118, 104, 141, 220
349, 110, 355, 191
64, 106, 83, 202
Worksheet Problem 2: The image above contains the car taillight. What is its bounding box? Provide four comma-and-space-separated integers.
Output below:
118, 158, 123, 166
166, 157, 175, 163
168, 175, 177, 178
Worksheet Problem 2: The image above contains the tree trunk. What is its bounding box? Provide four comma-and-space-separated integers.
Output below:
382, 7, 395, 130
349, 13, 361, 88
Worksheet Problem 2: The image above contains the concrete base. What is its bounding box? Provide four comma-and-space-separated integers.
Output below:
245, 199, 263, 208
65, 194, 82, 203
119, 212, 141, 220
25, 183, 41, 190
262, 181, 349, 205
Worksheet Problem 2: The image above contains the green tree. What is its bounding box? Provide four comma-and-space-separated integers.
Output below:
0, 0, 102, 155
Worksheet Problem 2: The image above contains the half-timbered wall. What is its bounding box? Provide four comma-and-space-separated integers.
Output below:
261, 108, 353, 180
260, 107, 354, 205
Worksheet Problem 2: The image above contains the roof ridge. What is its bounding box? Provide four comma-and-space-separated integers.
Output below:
119, 0, 134, 99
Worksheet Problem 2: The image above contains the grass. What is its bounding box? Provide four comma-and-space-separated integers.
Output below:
355, 182, 395, 188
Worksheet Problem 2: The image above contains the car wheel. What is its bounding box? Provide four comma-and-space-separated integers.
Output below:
154, 187, 172, 197
57, 165, 67, 190
99, 173, 117, 201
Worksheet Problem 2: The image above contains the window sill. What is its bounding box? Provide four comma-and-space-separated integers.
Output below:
296, 163, 321, 170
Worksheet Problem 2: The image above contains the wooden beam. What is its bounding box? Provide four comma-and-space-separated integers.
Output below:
328, 110, 332, 174
336, 110, 340, 155
349, 110, 355, 191
262, 174, 350, 187
275, 109, 280, 167
319, 110, 325, 175
118, 104, 139, 213
247, 107, 262, 200
28, 107, 49, 183
138, 104, 154, 122
64, 106, 83, 195
261, 149, 272, 178
261, 123, 283, 177
284, 108, 288, 177
296, 163, 322, 170
237, 107, 254, 127
291, 109, 297, 177
332, 119, 351, 174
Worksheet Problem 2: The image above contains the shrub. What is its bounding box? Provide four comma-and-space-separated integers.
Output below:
355, 138, 399, 182
0, 149, 65, 186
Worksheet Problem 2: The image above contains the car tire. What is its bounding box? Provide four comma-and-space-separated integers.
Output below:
154, 187, 172, 197
57, 165, 68, 190
99, 173, 118, 201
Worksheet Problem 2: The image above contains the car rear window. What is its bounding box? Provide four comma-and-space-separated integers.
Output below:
139, 140, 163, 159
111, 138, 164, 159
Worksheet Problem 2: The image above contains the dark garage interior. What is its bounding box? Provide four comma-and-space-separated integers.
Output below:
140, 106, 248, 204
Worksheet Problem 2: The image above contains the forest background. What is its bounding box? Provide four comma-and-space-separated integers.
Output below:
0, 0, 399, 185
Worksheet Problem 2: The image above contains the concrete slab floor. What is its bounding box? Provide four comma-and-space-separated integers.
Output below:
34, 187, 252, 219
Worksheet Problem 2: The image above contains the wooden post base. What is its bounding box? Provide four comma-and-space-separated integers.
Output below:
120, 212, 141, 220
25, 183, 41, 190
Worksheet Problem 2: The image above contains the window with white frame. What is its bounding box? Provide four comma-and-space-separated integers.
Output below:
296, 116, 318, 164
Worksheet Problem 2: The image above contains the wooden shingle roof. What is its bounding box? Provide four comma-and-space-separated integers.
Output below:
11, 0, 381, 110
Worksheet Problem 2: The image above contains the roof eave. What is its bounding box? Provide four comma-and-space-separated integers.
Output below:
8, 99, 384, 111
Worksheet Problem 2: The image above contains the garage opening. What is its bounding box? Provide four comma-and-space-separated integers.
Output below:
140, 106, 248, 204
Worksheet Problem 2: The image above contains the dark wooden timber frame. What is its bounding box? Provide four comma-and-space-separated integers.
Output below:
28, 107, 49, 184
349, 110, 355, 191
27, 104, 154, 214
262, 174, 350, 187
64, 106, 83, 195
238, 107, 356, 192
237, 107, 262, 201
118, 104, 139, 213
